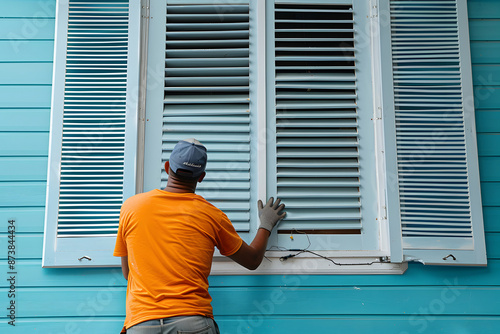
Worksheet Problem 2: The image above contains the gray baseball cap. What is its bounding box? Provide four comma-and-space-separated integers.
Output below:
169, 138, 207, 178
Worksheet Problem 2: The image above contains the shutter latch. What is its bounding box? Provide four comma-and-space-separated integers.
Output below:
443, 254, 457, 261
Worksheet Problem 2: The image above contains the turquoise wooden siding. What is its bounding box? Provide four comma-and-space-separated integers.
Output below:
0, 0, 499, 332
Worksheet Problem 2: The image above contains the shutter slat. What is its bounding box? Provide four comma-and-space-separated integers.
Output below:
276, 113, 357, 119
165, 67, 249, 76
275, 8, 353, 13
277, 120, 357, 127
163, 142, 250, 152
276, 73, 355, 81
275, 38, 354, 42
278, 181, 360, 187
166, 49, 249, 57
276, 83, 357, 89
166, 14, 249, 21
166, 58, 249, 66
166, 22, 249, 30
285, 211, 361, 220
276, 102, 357, 109
276, 56, 356, 61
166, 31, 249, 39
165, 4, 249, 13
276, 29, 355, 33
277, 161, 359, 168
278, 171, 360, 177
279, 198, 359, 208
164, 95, 249, 104
277, 190, 360, 198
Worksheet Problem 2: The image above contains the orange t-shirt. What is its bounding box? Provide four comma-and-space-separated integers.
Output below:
113, 189, 243, 329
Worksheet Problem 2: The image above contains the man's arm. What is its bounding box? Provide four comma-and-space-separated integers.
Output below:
121, 256, 129, 280
228, 197, 285, 270
228, 228, 271, 270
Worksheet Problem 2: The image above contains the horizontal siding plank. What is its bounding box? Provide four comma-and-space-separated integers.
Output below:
0, 182, 46, 207
469, 20, 500, 41
0, 40, 53, 62
0, 287, 125, 317
0, 0, 56, 18
221, 316, 499, 334
474, 87, 500, 109
0, 261, 125, 288
0, 157, 47, 181
472, 64, 500, 86
476, 111, 500, 133
471, 41, 500, 64
0, 233, 42, 259
0, 208, 45, 233
0, 132, 49, 156
3, 259, 500, 288
0, 109, 50, 131
0, 18, 55, 40
478, 134, 500, 156
200, 287, 500, 317
0, 318, 123, 334
481, 182, 500, 206
486, 233, 500, 258
1, 316, 500, 334
0, 63, 53, 84
483, 207, 500, 232
468, 0, 500, 19
479, 157, 500, 181
0, 85, 51, 108
1, 286, 499, 317
216, 316, 500, 334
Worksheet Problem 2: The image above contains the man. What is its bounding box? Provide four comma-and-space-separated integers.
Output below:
114, 138, 286, 333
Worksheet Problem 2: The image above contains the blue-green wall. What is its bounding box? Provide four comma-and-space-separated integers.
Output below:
1, 0, 499, 332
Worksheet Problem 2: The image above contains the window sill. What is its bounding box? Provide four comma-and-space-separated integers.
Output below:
211, 251, 408, 275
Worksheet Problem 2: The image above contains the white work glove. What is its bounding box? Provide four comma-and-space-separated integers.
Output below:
257, 197, 286, 232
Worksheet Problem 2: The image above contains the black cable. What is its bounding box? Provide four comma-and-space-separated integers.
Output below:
266, 229, 384, 266
279, 249, 382, 266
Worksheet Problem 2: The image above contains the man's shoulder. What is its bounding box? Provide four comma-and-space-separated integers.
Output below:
127, 189, 156, 200
122, 190, 156, 209
193, 194, 223, 214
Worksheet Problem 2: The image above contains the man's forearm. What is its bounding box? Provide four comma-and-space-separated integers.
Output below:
228, 228, 271, 270
247, 228, 271, 266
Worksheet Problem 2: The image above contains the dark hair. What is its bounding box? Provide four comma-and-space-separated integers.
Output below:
169, 168, 198, 182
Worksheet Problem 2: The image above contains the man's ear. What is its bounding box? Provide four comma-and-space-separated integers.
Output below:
165, 161, 170, 173
198, 172, 206, 183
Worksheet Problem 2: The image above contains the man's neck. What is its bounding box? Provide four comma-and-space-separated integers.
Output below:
164, 177, 196, 193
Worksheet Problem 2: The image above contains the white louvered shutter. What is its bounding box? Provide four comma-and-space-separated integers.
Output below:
148, 1, 254, 239
43, 0, 140, 267
266, 0, 380, 251
380, 0, 486, 265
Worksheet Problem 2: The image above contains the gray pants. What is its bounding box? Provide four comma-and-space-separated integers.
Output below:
126, 315, 219, 334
